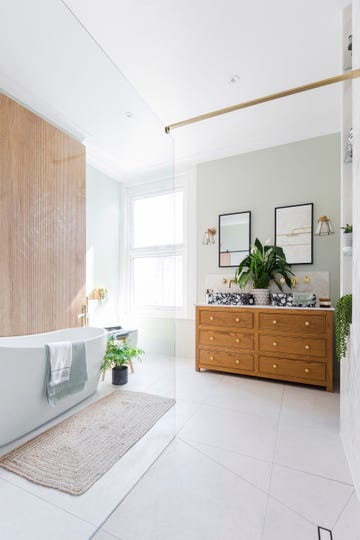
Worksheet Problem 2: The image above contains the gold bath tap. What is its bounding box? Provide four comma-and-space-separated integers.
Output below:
78, 298, 89, 327
228, 278, 237, 288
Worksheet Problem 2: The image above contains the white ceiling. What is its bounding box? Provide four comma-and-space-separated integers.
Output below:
0, 0, 350, 181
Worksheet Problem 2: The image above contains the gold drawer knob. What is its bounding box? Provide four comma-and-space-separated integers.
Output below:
210, 336, 214, 341
273, 342, 277, 347
273, 364, 278, 369
305, 321, 310, 326
272, 320, 277, 325
305, 345, 310, 350
235, 360, 240, 364
210, 356, 214, 360
305, 368, 310, 374
236, 338, 240, 343
210, 316, 214, 320
235, 317, 240, 322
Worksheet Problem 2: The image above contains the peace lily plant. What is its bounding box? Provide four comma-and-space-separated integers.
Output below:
235, 238, 294, 305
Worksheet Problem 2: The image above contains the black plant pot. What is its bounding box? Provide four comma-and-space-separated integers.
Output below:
112, 366, 128, 385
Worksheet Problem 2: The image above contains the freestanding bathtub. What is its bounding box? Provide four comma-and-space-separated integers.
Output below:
0, 327, 106, 447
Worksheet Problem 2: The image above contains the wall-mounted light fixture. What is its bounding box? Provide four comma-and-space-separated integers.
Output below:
202, 228, 216, 245
315, 216, 334, 236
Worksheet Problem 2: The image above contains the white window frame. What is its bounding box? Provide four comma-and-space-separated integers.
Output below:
125, 178, 186, 318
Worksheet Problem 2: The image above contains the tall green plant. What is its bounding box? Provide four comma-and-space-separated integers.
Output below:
100, 337, 144, 372
235, 238, 294, 290
336, 294, 352, 360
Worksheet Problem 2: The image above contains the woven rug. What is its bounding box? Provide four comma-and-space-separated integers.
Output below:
0, 390, 175, 496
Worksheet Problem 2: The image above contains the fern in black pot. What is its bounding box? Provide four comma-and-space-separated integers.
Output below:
100, 337, 144, 385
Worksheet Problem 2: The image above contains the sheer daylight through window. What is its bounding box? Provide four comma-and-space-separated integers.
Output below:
131, 190, 184, 311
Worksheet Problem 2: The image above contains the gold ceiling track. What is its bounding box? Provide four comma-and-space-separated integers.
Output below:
165, 68, 360, 133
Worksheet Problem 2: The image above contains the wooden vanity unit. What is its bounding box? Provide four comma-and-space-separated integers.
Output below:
195, 305, 334, 391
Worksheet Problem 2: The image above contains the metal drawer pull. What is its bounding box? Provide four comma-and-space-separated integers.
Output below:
272, 320, 277, 324
210, 356, 214, 360
236, 360, 240, 364
236, 338, 240, 343
305, 368, 310, 374
210, 316, 214, 320
273, 342, 277, 346
305, 321, 310, 326
273, 364, 278, 369
305, 345, 310, 350
235, 317, 240, 322
210, 336, 214, 340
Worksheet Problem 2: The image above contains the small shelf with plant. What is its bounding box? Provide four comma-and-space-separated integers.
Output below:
341, 224, 353, 256
336, 293, 352, 360
100, 337, 144, 385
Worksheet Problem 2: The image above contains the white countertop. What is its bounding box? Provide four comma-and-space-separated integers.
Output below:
196, 303, 335, 311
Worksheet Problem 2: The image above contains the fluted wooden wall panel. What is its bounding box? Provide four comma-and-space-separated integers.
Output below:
0, 93, 86, 336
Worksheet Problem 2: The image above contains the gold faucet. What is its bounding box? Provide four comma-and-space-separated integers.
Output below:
78, 297, 89, 327
228, 278, 237, 288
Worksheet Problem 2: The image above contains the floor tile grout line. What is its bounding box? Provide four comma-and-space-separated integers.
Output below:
273, 462, 354, 487
182, 398, 284, 421
179, 437, 270, 495
177, 435, 273, 466
175, 402, 203, 434
91, 530, 124, 540
260, 384, 286, 539
179, 433, 320, 530
330, 488, 355, 531
0, 473, 99, 531
88, 435, 177, 539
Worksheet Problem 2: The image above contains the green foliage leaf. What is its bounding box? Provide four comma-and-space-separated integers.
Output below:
336, 294, 352, 360
100, 336, 144, 372
234, 238, 294, 292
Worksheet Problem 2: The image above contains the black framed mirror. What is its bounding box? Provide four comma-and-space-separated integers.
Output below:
219, 211, 251, 267
275, 203, 313, 264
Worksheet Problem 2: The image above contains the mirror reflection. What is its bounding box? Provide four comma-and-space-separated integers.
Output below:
219, 211, 251, 267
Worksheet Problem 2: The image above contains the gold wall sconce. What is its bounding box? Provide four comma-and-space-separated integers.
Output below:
315, 216, 334, 236
202, 227, 216, 245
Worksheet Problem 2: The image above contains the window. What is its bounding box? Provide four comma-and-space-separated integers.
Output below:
129, 189, 184, 312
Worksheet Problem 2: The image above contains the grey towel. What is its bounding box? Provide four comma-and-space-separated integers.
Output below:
45, 341, 88, 407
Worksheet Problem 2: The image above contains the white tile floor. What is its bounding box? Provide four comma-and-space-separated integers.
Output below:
0, 355, 360, 539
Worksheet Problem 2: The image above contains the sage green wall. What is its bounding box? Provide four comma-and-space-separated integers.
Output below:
86, 165, 121, 326
197, 134, 341, 304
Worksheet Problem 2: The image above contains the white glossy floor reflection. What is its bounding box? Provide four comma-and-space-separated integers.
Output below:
0, 356, 359, 539
95, 359, 360, 540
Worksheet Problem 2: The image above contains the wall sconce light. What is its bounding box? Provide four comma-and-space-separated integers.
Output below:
315, 216, 334, 236
202, 228, 216, 245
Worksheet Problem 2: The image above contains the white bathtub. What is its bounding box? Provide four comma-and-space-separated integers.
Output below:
0, 327, 106, 447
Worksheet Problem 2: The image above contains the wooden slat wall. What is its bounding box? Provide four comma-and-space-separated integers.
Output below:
0, 93, 86, 336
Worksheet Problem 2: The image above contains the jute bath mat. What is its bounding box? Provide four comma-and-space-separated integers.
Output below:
0, 390, 175, 495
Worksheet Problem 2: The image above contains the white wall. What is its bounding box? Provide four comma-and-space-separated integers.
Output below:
340, 0, 360, 500
196, 134, 341, 305
86, 165, 121, 327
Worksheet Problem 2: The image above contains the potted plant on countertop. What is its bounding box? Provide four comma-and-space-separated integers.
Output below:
235, 238, 294, 305
341, 224, 353, 249
100, 337, 144, 385
336, 293, 352, 360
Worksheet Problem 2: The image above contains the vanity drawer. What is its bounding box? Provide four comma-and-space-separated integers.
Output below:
259, 356, 326, 382
199, 330, 253, 350
259, 335, 326, 358
199, 350, 254, 371
199, 310, 253, 329
259, 313, 326, 334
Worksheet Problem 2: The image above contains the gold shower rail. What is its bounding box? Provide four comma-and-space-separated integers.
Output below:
164, 68, 360, 133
